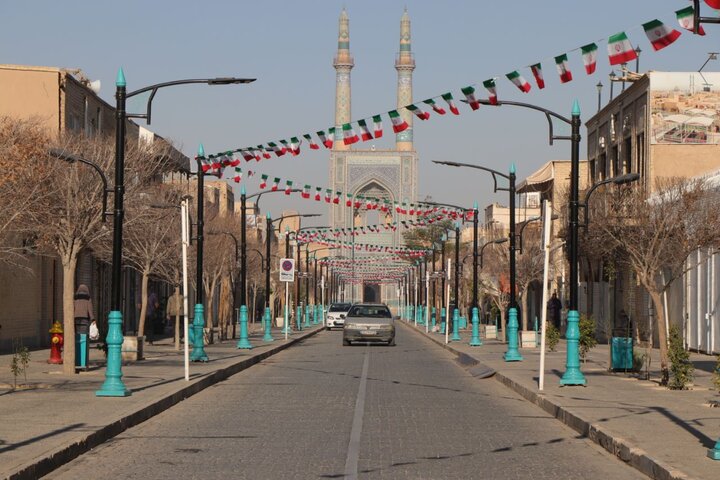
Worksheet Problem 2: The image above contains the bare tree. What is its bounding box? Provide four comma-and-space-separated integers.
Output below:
0, 117, 53, 270
515, 227, 545, 331
23, 133, 173, 374
588, 178, 720, 385
481, 245, 509, 341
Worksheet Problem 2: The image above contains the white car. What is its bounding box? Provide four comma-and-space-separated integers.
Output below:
326, 302, 352, 329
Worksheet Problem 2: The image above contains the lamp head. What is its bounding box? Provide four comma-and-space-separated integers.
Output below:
208, 78, 256, 85
613, 173, 640, 185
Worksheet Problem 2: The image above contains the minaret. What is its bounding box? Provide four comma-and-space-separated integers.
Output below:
333, 8, 353, 151
395, 8, 415, 151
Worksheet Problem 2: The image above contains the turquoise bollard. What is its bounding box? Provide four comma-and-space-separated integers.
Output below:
263, 307, 274, 342
190, 303, 209, 362
236, 305, 253, 349
451, 309, 461, 341
503, 307, 523, 362
560, 310, 586, 385
469, 307, 482, 346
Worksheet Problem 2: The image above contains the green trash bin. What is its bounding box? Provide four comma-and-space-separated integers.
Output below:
611, 337, 633, 370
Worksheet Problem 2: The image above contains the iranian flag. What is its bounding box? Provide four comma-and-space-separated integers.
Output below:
240, 149, 254, 161
290, 137, 301, 155
233, 167, 242, 183
333, 192, 341, 204
200, 159, 211, 173
506, 71, 532, 93
461, 86, 480, 110
389, 110, 409, 133
314, 187, 322, 201
279, 140, 290, 155
607, 32, 637, 65
324, 188, 332, 203
303, 133, 320, 150
210, 156, 221, 170
251, 149, 262, 161
267, 142, 283, 156
317, 130, 333, 149
271, 177, 280, 191
357, 119, 373, 141
643, 19, 681, 51
554, 54, 573, 83
345, 194, 353, 207
530, 63, 545, 89
259, 174, 269, 189
372, 115, 383, 138
342, 123, 359, 145
230, 156, 240, 167
441, 92, 460, 115
257, 146, 271, 159
407, 104, 430, 120
581, 43, 598, 74
423, 98, 446, 115
301, 184, 311, 199
706, 0, 720, 9
284, 180, 293, 195
483, 78, 498, 105
676, 6, 706, 35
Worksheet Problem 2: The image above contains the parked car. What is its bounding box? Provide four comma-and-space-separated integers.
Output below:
343, 303, 395, 346
326, 302, 352, 329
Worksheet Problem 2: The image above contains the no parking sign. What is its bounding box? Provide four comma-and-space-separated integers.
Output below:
279, 258, 295, 282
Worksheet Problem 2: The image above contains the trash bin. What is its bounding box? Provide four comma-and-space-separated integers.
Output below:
611, 337, 633, 370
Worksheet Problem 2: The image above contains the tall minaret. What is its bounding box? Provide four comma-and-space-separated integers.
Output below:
395, 8, 415, 151
333, 8, 353, 151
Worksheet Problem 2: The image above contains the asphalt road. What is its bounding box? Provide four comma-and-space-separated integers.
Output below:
47, 327, 645, 479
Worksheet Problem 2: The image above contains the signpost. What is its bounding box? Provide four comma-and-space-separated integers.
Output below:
280, 258, 295, 340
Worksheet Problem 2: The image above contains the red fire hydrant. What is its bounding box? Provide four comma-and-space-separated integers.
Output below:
48, 321, 63, 364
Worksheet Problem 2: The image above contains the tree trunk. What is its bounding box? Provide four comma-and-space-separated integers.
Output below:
206, 275, 218, 344
137, 271, 149, 338
61, 250, 79, 375
648, 289, 670, 385
500, 304, 508, 343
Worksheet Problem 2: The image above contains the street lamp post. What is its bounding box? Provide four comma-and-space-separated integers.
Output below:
433, 160, 522, 361
470, 201, 481, 346
452, 221, 461, 341
97, 73, 254, 396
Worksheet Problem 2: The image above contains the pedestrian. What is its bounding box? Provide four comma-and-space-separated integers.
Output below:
547, 291, 562, 330
146, 291, 161, 344
73, 284, 94, 369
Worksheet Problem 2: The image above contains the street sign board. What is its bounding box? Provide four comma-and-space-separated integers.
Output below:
279, 258, 295, 282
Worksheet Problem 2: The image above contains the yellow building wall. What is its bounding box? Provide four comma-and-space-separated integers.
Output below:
0, 67, 60, 131
650, 144, 720, 191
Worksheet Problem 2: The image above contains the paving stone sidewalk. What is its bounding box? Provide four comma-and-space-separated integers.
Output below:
0, 324, 323, 480
400, 320, 720, 480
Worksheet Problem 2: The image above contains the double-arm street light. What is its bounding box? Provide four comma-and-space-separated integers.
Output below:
433, 160, 523, 361
96, 71, 254, 397
49, 149, 112, 222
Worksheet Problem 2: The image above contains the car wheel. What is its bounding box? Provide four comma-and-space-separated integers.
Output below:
388, 338, 396, 346
343, 338, 351, 346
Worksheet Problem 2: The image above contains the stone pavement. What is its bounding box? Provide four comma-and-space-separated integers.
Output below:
400, 320, 720, 480
0, 323, 323, 480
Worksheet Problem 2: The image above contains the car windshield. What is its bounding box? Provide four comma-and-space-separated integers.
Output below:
329, 303, 352, 312
347, 305, 391, 318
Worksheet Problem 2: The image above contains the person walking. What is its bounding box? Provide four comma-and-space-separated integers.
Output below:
547, 291, 562, 330
73, 284, 94, 370
166, 286, 184, 348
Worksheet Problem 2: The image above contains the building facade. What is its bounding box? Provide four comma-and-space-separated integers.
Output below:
328, 9, 419, 308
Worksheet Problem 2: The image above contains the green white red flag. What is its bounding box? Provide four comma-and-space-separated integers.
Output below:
506, 71, 532, 92
482, 78, 498, 105
342, 123, 359, 145
233, 167, 242, 183
554, 54, 573, 83
389, 110, 408, 133
303, 133, 320, 150
284, 180, 293, 195
259, 174, 269, 189
301, 184, 311, 198
325, 189, 332, 203
333, 192, 341, 204
267, 142, 283, 156
676, 6, 705, 35
461, 86, 480, 110
530, 63, 545, 89
441, 92, 460, 115
317, 130, 332, 149
642, 19, 681, 51
705, 0, 720, 9
607, 32, 637, 65
407, 104, 430, 120
423, 98, 446, 115
271, 177, 280, 191
279, 140, 290, 155
315, 187, 322, 201
258, 146, 270, 159
240, 149, 254, 161
581, 43, 598, 74
372, 115, 383, 138
290, 137, 301, 155
357, 119, 373, 140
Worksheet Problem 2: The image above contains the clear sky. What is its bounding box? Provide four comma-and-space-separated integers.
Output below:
2, 1, 718, 225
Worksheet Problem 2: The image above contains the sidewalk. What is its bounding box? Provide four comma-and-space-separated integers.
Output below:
400, 321, 720, 480
0, 324, 323, 480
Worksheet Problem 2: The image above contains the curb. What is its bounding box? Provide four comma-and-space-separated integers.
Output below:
398, 322, 695, 480
7, 327, 324, 480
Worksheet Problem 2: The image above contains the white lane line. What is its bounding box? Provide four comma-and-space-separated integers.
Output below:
344, 348, 370, 479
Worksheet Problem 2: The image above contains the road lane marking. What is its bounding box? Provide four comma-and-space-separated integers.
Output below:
344, 348, 369, 479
